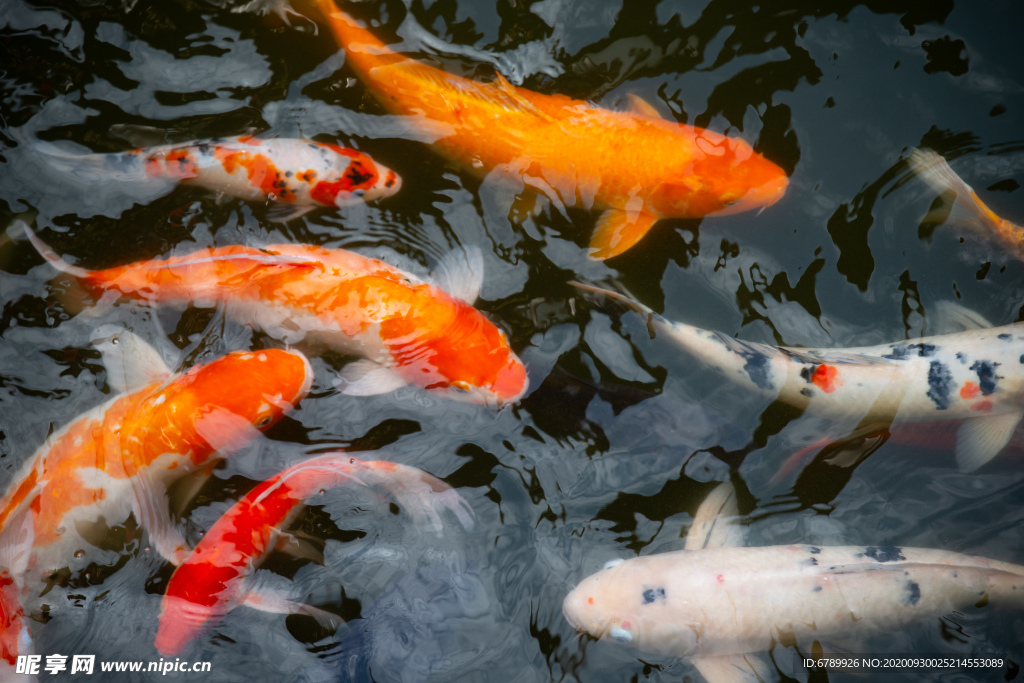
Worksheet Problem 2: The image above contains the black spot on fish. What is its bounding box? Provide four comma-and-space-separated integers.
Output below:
975, 592, 989, 608
809, 547, 821, 554
998, 333, 1012, 340
743, 352, 773, 391
641, 587, 666, 605
884, 343, 937, 360
956, 352, 968, 364
800, 388, 813, 397
286, 171, 293, 178
926, 360, 953, 410
970, 360, 1000, 395
864, 546, 906, 562
952, 571, 958, 578
345, 163, 375, 187
813, 586, 822, 592
904, 580, 921, 606
197, 142, 211, 155
804, 557, 818, 566
1019, 354, 1024, 364
800, 366, 814, 383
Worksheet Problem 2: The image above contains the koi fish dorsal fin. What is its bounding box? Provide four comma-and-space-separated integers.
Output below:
432, 245, 484, 303
955, 410, 1024, 472
589, 207, 658, 260
625, 94, 665, 120
335, 359, 409, 396
685, 481, 744, 550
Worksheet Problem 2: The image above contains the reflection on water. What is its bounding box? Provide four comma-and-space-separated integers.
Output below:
1, 0, 1023, 679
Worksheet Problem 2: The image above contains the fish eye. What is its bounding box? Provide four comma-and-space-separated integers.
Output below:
111, 336, 120, 346
609, 627, 633, 643
603, 558, 624, 570
255, 415, 273, 428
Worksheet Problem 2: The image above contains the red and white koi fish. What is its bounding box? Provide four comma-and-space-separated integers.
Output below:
23, 224, 528, 406
155, 455, 474, 655
572, 283, 1024, 471
0, 347, 313, 597
302, 1, 788, 259
564, 482, 1024, 675
907, 148, 1023, 260
37, 135, 401, 221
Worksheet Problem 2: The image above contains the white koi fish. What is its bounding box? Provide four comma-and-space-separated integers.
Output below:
572, 283, 1024, 471
564, 482, 1024, 678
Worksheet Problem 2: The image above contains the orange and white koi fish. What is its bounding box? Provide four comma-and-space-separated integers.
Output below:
38, 135, 401, 221
302, 1, 788, 259
23, 223, 528, 406
0, 347, 313, 598
573, 283, 1024, 472
907, 148, 1023, 260
565, 482, 1024, 681
155, 454, 474, 655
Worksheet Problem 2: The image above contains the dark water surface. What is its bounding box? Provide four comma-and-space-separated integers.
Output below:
1, 0, 1023, 680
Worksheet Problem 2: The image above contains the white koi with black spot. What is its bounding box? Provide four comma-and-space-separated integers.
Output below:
563, 543, 1024, 658
572, 283, 1024, 471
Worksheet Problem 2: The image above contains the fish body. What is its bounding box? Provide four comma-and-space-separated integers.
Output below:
563, 543, 1024, 658
155, 455, 474, 655
0, 570, 30, 670
573, 283, 1024, 471
39, 135, 401, 219
0, 348, 313, 590
308, 2, 788, 259
907, 148, 1023, 259
26, 227, 527, 406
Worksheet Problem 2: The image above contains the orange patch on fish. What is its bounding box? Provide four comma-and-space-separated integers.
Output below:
164, 149, 199, 180
811, 364, 841, 393
960, 381, 981, 399
971, 400, 994, 412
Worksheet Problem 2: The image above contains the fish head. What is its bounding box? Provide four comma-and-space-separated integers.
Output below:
390, 303, 528, 406
325, 150, 403, 207
151, 349, 314, 466
650, 135, 788, 218
562, 556, 699, 657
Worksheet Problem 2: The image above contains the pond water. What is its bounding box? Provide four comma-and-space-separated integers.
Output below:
1, 0, 1023, 681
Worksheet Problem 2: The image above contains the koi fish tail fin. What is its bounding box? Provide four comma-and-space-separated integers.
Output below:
907, 148, 1008, 234
33, 139, 161, 185
13, 221, 93, 281
347, 460, 475, 535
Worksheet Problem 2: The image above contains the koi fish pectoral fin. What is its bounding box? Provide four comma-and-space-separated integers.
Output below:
241, 585, 345, 634
624, 93, 666, 120
274, 531, 326, 564
90, 324, 173, 394
690, 653, 772, 683
588, 208, 659, 260
685, 481, 744, 551
334, 359, 409, 396
431, 245, 484, 304
955, 410, 1024, 472
129, 465, 190, 565
0, 510, 36, 582
265, 202, 317, 223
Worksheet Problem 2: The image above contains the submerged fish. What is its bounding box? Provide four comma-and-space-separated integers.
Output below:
573, 282, 1024, 472
0, 347, 313, 594
155, 455, 474, 655
36, 135, 401, 221
303, 1, 788, 259
22, 224, 528, 406
907, 148, 1023, 260
564, 482, 1024, 673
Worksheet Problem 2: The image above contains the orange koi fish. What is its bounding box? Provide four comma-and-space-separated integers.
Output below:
155, 454, 474, 655
0, 570, 30, 672
304, 1, 788, 259
23, 224, 528, 406
38, 135, 401, 221
0, 347, 313, 597
907, 148, 1023, 260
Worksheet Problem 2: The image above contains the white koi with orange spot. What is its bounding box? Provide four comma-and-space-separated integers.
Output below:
573, 283, 1024, 471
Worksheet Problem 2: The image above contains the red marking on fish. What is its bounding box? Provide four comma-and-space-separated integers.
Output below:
960, 381, 980, 399
0, 571, 27, 666
811, 364, 841, 393
971, 400, 994, 413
